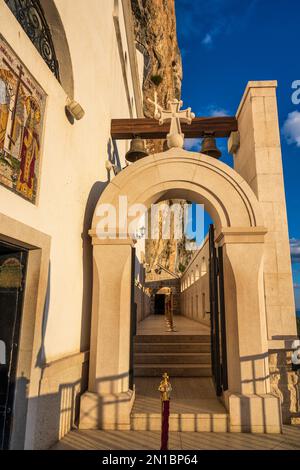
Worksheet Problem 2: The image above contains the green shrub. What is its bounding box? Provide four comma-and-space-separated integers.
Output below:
178, 263, 186, 273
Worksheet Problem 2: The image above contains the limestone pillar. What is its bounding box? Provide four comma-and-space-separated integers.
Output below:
230, 81, 299, 424
218, 229, 282, 433
80, 235, 135, 430
231, 81, 297, 344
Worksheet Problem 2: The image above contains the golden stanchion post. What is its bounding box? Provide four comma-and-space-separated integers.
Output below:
165, 287, 177, 332
158, 372, 172, 451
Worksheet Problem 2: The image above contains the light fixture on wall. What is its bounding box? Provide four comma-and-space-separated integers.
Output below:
200, 133, 222, 159
65, 97, 85, 122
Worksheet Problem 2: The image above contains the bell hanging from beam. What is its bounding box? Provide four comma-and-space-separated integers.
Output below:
125, 136, 149, 163
200, 134, 222, 159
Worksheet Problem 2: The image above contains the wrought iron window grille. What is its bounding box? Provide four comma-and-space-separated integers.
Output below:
5, 0, 60, 80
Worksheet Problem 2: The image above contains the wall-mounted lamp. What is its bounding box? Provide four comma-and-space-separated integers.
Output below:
65, 97, 85, 122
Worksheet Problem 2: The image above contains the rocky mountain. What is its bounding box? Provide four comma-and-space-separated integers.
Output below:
131, 1, 194, 276
131, 0, 182, 154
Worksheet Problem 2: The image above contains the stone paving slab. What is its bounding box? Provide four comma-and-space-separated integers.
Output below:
51, 425, 300, 450
137, 315, 210, 336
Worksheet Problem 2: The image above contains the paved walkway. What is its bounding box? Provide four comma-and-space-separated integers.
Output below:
52, 426, 300, 450
137, 315, 210, 335
132, 377, 225, 416
52, 317, 300, 450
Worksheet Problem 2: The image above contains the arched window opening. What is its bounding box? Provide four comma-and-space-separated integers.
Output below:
201, 257, 207, 276
5, 0, 60, 80
202, 292, 206, 317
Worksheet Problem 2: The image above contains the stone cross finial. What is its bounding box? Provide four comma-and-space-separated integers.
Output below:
148, 92, 195, 149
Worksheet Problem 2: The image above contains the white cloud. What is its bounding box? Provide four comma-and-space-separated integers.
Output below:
202, 33, 213, 46
210, 107, 230, 117
283, 111, 300, 147
197, 105, 230, 117
184, 138, 202, 151
290, 238, 300, 263
184, 106, 229, 152
177, 0, 258, 51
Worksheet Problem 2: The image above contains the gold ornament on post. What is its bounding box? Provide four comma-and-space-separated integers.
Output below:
158, 372, 172, 451
158, 372, 172, 401
164, 287, 177, 332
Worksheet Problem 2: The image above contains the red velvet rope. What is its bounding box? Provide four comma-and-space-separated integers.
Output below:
160, 400, 170, 451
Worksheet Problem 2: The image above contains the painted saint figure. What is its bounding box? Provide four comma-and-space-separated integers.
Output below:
0, 69, 12, 152
16, 96, 40, 200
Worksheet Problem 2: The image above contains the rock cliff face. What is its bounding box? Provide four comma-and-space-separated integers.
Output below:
131, 0, 182, 120
145, 200, 195, 276
131, 0, 192, 276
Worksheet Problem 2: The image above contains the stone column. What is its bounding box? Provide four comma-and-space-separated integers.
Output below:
80, 235, 135, 430
229, 81, 299, 424
231, 81, 297, 344
217, 228, 282, 433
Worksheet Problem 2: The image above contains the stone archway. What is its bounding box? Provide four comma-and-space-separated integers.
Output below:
80, 148, 282, 433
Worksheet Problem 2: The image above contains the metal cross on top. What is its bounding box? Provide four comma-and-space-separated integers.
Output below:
148, 92, 195, 149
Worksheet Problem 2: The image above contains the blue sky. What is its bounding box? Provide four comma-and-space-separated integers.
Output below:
175, 0, 300, 309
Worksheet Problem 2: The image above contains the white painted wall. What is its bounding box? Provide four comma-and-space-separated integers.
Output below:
0, 0, 143, 361
181, 236, 210, 326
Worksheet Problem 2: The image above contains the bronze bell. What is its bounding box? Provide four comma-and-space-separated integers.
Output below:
125, 136, 149, 163
200, 134, 222, 159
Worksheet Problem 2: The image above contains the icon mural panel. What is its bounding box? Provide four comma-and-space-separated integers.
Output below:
0, 35, 46, 203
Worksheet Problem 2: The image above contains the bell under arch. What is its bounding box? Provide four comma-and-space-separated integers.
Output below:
92, 147, 264, 235
81, 145, 282, 433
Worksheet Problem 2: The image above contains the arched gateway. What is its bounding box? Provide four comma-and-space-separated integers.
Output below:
80, 146, 282, 433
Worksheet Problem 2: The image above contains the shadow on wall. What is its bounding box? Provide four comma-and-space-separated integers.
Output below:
239, 350, 300, 429
268, 347, 300, 425
10, 142, 126, 449
23, 371, 129, 449
80, 373, 133, 431
35, 262, 51, 369
14, 347, 300, 449
80, 138, 121, 351
80, 180, 109, 352
11, 361, 88, 450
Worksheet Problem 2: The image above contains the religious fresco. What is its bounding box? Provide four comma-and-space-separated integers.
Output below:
0, 35, 46, 204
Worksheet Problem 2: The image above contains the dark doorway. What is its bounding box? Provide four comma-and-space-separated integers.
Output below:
154, 294, 165, 315
0, 241, 28, 450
